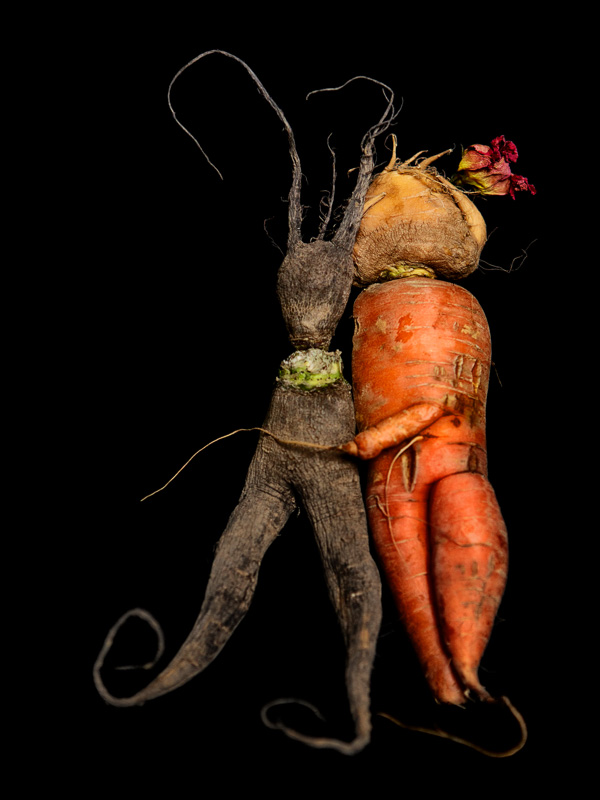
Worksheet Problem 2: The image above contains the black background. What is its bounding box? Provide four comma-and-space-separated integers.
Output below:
45, 10, 579, 794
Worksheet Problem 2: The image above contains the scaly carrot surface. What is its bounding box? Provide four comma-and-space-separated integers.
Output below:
349, 276, 507, 704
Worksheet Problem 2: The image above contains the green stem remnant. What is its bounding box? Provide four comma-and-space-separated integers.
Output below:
379, 264, 437, 281
278, 349, 344, 390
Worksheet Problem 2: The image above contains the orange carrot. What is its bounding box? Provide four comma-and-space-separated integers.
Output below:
430, 471, 508, 698
347, 276, 508, 704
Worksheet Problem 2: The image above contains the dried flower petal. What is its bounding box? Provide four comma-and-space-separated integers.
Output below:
452, 136, 535, 199
490, 135, 518, 164
456, 143, 494, 173
508, 173, 536, 199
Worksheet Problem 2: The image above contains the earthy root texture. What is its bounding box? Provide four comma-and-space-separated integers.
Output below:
352, 140, 487, 286
348, 278, 509, 705
94, 50, 396, 755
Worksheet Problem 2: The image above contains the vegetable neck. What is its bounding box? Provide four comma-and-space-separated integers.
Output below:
379, 264, 437, 281
278, 349, 344, 390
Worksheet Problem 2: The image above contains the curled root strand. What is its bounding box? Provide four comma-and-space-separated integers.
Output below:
379, 695, 527, 758
93, 609, 165, 703
261, 698, 369, 756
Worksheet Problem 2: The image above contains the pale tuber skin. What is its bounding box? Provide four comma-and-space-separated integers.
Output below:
353, 137, 487, 285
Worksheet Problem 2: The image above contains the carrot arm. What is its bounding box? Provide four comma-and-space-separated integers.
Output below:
339, 401, 446, 459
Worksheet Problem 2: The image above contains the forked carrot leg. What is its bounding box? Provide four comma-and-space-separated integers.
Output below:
365, 450, 465, 706
429, 472, 508, 700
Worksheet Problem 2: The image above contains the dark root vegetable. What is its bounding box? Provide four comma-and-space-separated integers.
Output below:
94, 50, 399, 757
352, 138, 486, 286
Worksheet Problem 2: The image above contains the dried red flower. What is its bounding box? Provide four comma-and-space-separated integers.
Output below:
453, 135, 535, 199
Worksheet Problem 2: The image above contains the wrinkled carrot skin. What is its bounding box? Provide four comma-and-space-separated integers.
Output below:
350, 277, 507, 704
430, 472, 508, 698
